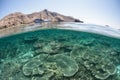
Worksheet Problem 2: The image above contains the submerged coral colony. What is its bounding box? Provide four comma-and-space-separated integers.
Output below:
0, 29, 120, 80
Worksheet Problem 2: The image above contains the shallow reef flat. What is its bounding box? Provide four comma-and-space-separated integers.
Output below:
0, 29, 120, 80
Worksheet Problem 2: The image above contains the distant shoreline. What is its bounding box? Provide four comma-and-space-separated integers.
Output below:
0, 9, 83, 30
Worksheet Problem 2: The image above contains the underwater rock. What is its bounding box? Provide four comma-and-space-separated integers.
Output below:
45, 63, 63, 80
23, 36, 38, 44
0, 60, 21, 80
102, 63, 116, 75
22, 53, 78, 79
31, 71, 53, 80
22, 60, 46, 76
43, 54, 79, 79
54, 54, 79, 77
33, 42, 44, 49
33, 42, 45, 55
70, 45, 87, 59
80, 38, 95, 46
117, 65, 120, 75
33, 41, 61, 55
22, 54, 48, 76
94, 72, 110, 80
75, 64, 95, 80
42, 42, 59, 54
59, 42, 75, 54
45, 54, 79, 77
81, 51, 117, 80
116, 65, 120, 78
22, 54, 60, 80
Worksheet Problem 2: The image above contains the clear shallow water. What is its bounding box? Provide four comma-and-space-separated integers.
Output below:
0, 29, 120, 80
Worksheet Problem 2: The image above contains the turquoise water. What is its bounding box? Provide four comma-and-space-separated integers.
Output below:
0, 29, 120, 80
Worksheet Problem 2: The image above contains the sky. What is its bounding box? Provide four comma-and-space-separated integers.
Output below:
0, 0, 120, 29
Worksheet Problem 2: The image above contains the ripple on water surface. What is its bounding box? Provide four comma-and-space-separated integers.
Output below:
0, 29, 120, 80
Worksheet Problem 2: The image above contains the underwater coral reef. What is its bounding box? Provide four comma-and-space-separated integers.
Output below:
0, 29, 120, 80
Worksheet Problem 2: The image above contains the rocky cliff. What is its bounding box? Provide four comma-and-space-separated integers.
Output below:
0, 9, 83, 29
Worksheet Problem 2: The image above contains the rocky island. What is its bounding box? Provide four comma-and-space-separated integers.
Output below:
0, 9, 83, 29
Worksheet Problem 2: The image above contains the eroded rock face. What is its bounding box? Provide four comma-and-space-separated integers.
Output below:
0, 9, 83, 29
0, 12, 31, 29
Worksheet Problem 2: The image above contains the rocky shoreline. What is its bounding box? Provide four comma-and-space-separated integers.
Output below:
0, 9, 83, 30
